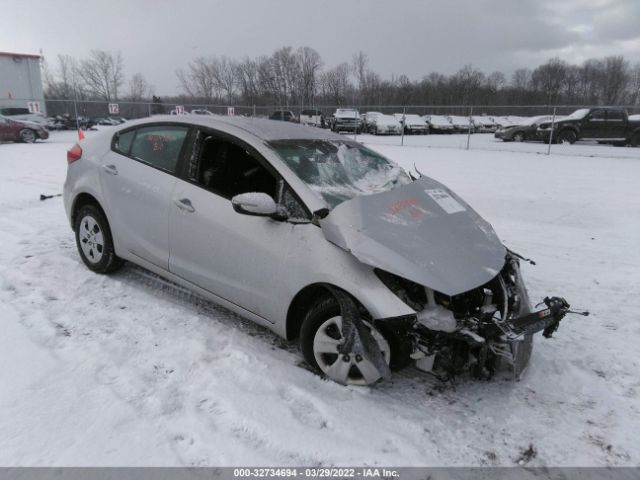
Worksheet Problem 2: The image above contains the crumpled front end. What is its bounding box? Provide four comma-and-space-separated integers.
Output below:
374, 253, 542, 379
318, 176, 577, 381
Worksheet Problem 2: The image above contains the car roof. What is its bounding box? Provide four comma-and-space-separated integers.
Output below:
130, 114, 345, 141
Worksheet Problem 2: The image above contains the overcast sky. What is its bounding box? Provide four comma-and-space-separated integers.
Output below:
1, 0, 638, 95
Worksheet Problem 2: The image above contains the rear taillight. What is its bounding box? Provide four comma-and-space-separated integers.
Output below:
67, 144, 83, 164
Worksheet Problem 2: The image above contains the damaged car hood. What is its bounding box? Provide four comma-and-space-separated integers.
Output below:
319, 176, 506, 297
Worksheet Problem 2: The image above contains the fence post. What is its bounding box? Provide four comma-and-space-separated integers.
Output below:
466, 106, 473, 150
547, 106, 557, 155
73, 97, 80, 133
353, 108, 358, 142
401, 106, 406, 146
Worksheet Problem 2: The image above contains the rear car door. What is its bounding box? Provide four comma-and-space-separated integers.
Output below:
581, 109, 606, 139
168, 129, 310, 320
0, 116, 11, 140
606, 110, 626, 139
99, 124, 190, 270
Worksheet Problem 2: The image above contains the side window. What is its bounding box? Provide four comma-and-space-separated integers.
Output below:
113, 130, 136, 155
590, 110, 605, 120
608, 110, 624, 121
280, 186, 310, 221
193, 134, 277, 200
129, 125, 188, 173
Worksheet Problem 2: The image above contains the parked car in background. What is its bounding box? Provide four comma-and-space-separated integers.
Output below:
269, 110, 298, 122
537, 107, 640, 146
423, 115, 455, 134
0, 107, 47, 125
490, 116, 513, 128
362, 112, 383, 131
94, 117, 120, 126
394, 114, 429, 134
495, 115, 560, 142
628, 114, 640, 121
447, 115, 475, 133
299, 109, 325, 127
170, 109, 190, 116
191, 109, 215, 116
471, 116, 498, 133
0, 114, 49, 143
367, 114, 402, 135
330, 108, 362, 133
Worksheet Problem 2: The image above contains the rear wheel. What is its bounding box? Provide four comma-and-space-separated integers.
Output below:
74, 204, 123, 273
513, 131, 525, 142
19, 129, 36, 143
300, 297, 391, 385
557, 129, 577, 144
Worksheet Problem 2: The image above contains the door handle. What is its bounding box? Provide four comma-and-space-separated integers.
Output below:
174, 198, 195, 213
102, 164, 118, 175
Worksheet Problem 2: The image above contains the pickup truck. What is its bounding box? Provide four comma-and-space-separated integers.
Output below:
299, 109, 325, 128
536, 107, 640, 146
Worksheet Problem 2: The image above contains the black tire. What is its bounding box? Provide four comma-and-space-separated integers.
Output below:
19, 129, 37, 143
513, 131, 525, 142
300, 296, 409, 379
630, 133, 640, 147
74, 204, 123, 274
557, 129, 577, 144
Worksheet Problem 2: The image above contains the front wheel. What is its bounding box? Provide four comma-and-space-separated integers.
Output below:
300, 297, 391, 385
557, 129, 577, 144
630, 132, 640, 147
74, 204, 123, 273
513, 132, 525, 142
19, 129, 37, 143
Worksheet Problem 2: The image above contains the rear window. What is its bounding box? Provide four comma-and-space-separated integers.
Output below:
128, 126, 189, 173
113, 130, 136, 155
608, 110, 624, 121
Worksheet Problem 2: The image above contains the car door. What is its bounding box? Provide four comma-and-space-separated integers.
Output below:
99, 124, 190, 270
606, 110, 626, 139
581, 109, 606, 139
168, 130, 310, 321
0, 116, 10, 140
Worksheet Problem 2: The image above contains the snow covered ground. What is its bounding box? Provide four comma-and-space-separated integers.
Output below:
0, 130, 639, 466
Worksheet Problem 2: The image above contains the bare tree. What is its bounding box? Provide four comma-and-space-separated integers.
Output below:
486, 71, 506, 92
44, 54, 84, 100
78, 50, 124, 101
236, 57, 261, 105
531, 58, 568, 105
211, 56, 237, 104
297, 47, 323, 107
128, 73, 153, 101
511, 69, 530, 89
176, 57, 216, 101
628, 62, 640, 105
321, 63, 352, 105
599, 56, 630, 104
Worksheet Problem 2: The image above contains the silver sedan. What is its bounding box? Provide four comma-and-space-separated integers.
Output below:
63, 116, 573, 385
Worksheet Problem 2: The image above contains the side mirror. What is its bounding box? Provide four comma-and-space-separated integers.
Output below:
231, 192, 287, 220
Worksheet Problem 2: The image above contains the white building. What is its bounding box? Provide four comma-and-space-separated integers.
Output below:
0, 51, 46, 115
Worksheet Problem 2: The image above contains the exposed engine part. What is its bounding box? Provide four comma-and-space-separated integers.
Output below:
416, 304, 458, 333
378, 252, 587, 381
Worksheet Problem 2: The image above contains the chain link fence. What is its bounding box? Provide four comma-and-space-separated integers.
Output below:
30, 98, 640, 157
